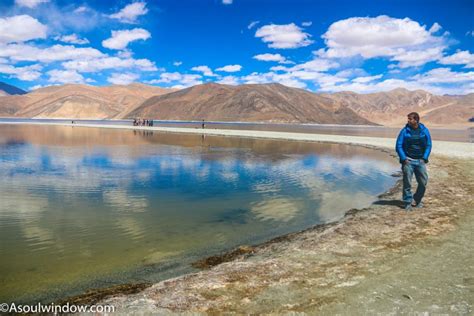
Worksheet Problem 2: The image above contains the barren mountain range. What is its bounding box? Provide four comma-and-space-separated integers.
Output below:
322, 88, 473, 127
0, 82, 472, 127
0, 83, 174, 119
126, 83, 372, 125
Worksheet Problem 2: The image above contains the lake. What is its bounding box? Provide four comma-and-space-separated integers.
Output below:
0, 124, 398, 303
0, 118, 471, 142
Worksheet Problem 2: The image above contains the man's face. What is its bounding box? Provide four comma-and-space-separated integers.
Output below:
407, 115, 418, 128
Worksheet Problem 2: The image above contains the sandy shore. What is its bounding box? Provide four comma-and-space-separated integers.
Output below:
2, 121, 473, 314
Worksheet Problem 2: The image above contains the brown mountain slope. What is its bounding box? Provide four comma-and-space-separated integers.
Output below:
322, 88, 471, 126
126, 83, 373, 125
0, 84, 175, 119
421, 94, 474, 126
0, 94, 33, 116
16, 85, 114, 118
1, 83, 471, 126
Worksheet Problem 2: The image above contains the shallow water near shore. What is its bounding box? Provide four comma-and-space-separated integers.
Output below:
0, 124, 398, 303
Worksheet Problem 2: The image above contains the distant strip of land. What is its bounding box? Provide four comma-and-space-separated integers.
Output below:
1, 120, 472, 159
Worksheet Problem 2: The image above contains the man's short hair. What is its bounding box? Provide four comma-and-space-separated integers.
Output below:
407, 112, 420, 122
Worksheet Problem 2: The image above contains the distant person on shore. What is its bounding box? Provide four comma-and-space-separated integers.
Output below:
396, 112, 432, 211
202, 119, 205, 129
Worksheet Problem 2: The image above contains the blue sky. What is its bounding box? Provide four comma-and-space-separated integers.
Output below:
0, 0, 473, 94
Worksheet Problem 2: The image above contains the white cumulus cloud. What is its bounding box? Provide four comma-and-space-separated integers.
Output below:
318, 71, 474, 95
47, 69, 85, 84
107, 72, 139, 85
0, 63, 42, 81
0, 43, 104, 62
191, 65, 217, 77
147, 72, 203, 88
241, 71, 307, 89
255, 23, 313, 49
245, 57, 340, 89
15, 0, 49, 9
217, 76, 239, 85
109, 1, 148, 24
319, 15, 447, 67
352, 74, 383, 83
74, 6, 88, 13
335, 68, 368, 78
439, 50, 474, 68
102, 28, 151, 50
248, 21, 260, 29
253, 53, 290, 64
394, 47, 444, 68
54, 34, 89, 45
0, 15, 47, 44
429, 22, 442, 33
29, 84, 45, 90
288, 59, 340, 72
410, 68, 474, 83
116, 50, 132, 58
62, 56, 157, 72
215, 64, 242, 72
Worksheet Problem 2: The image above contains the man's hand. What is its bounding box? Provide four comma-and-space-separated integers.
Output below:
403, 159, 409, 165
423, 158, 429, 164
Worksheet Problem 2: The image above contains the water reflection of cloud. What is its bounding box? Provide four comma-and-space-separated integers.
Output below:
0, 189, 48, 220
0, 190, 66, 251
21, 224, 56, 248
214, 158, 241, 183
220, 170, 239, 182
252, 181, 282, 194
317, 191, 375, 222
132, 170, 152, 183
316, 156, 396, 177
142, 249, 183, 265
250, 198, 301, 222
115, 217, 146, 240
103, 190, 148, 213
0, 132, 398, 244
195, 164, 210, 180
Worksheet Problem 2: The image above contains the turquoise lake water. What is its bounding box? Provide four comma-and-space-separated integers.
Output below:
0, 124, 398, 303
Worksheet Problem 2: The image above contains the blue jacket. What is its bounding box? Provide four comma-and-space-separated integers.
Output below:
396, 123, 432, 163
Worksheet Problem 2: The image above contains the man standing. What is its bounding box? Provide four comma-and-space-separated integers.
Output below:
396, 112, 432, 211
